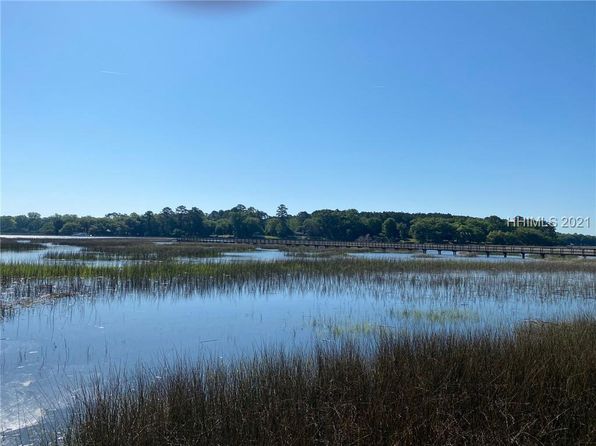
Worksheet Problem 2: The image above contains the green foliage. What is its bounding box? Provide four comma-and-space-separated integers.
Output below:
276, 204, 289, 219
486, 230, 519, 245
264, 218, 292, 238
381, 218, 399, 241
409, 218, 455, 243
1, 206, 594, 246
0, 216, 16, 233
514, 227, 556, 245
59, 221, 83, 235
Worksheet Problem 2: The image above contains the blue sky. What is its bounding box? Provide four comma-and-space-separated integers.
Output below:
1, 1, 595, 233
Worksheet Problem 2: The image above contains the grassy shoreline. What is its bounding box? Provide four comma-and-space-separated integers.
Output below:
59, 319, 596, 445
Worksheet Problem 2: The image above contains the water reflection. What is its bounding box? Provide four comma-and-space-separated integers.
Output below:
0, 244, 82, 264
179, 248, 289, 263
1, 273, 595, 442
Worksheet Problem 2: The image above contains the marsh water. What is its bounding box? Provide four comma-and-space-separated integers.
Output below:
1, 241, 595, 444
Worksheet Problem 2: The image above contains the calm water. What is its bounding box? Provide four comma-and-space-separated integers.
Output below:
2, 273, 595, 443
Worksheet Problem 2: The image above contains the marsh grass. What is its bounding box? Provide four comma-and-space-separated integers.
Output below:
2, 258, 595, 314
42, 240, 255, 261
59, 319, 596, 446
0, 237, 45, 251
4, 257, 595, 281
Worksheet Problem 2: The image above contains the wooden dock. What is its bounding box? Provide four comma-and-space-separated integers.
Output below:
181, 238, 596, 258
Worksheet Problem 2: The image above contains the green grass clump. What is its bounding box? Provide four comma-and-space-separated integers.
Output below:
61, 319, 596, 445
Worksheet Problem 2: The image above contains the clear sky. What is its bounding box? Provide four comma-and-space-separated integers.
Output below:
1, 1, 595, 234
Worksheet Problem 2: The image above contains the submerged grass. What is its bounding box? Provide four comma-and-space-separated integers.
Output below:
311, 319, 379, 338
42, 241, 256, 261
390, 307, 480, 323
60, 319, 596, 446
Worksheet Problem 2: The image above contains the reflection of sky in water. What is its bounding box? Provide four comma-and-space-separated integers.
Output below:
1, 277, 595, 442
348, 251, 530, 262
3, 244, 574, 267
179, 248, 289, 263
0, 243, 82, 263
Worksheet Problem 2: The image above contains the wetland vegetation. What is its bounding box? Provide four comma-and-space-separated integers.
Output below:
2, 256, 595, 313
40, 239, 256, 261
62, 319, 596, 446
0, 238, 46, 251
1, 237, 595, 445
4, 0, 596, 443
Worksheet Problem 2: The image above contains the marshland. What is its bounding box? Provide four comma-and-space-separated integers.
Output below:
1, 237, 595, 445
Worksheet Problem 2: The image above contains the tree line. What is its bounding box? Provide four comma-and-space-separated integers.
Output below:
1, 205, 594, 246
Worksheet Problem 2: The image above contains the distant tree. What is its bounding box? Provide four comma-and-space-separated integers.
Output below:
269, 205, 292, 237
124, 213, 143, 236
410, 218, 455, 243
484, 215, 509, 233
159, 207, 177, 236
276, 204, 289, 220
186, 207, 205, 236
363, 217, 383, 237
454, 223, 485, 244
514, 228, 555, 246
26, 213, 43, 232
486, 230, 519, 245
172, 228, 185, 238
141, 211, 158, 236
59, 221, 82, 235
203, 219, 216, 236
243, 216, 264, 238
302, 218, 323, 238
14, 215, 29, 233
382, 218, 400, 241
265, 219, 283, 237
2, 207, 595, 246
39, 222, 56, 235
397, 223, 409, 241
50, 215, 66, 234
265, 218, 293, 238
0, 216, 16, 233
557, 232, 596, 246
214, 220, 232, 236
